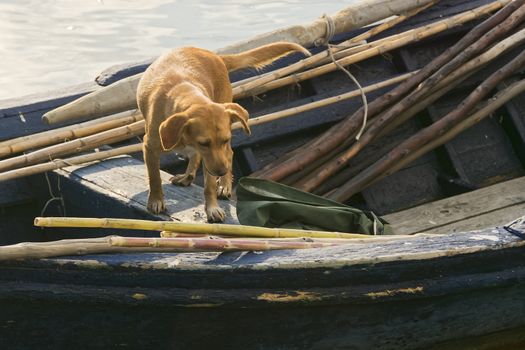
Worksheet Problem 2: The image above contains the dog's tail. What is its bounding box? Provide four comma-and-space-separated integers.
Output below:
220, 42, 311, 72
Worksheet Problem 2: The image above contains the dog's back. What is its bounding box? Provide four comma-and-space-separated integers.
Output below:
137, 47, 231, 112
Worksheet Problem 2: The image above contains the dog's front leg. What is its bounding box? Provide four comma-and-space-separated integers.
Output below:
217, 145, 233, 199
217, 172, 232, 199
170, 153, 201, 187
204, 170, 225, 223
143, 140, 165, 214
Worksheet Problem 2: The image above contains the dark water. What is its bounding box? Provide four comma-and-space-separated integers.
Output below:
0, 0, 353, 100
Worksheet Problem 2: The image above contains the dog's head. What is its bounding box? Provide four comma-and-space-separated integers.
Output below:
159, 102, 250, 176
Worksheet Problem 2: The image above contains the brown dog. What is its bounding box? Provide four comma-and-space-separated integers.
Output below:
137, 42, 310, 222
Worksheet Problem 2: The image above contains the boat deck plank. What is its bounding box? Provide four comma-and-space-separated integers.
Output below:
384, 176, 525, 235
57, 155, 238, 224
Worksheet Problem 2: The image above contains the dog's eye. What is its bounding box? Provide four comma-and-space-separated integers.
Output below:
221, 139, 230, 145
198, 140, 211, 147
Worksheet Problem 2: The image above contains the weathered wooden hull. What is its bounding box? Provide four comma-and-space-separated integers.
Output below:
1, 222, 525, 349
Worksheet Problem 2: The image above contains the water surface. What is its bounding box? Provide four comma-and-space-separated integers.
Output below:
0, 0, 353, 100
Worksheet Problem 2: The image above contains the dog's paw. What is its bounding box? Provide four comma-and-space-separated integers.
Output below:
170, 173, 194, 187
217, 176, 232, 200
206, 205, 225, 223
147, 197, 166, 214
217, 184, 232, 200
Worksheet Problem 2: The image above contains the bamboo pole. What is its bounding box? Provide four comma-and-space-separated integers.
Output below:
0, 235, 345, 260
34, 217, 375, 239
232, 1, 435, 98
329, 49, 525, 202
0, 110, 142, 158
0, 120, 145, 173
234, 0, 510, 100
254, 0, 515, 182
361, 78, 525, 190
0, 144, 142, 182
109, 236, 342, 251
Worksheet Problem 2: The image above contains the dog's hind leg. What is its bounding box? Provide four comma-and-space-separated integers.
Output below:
170, 153, 201, 187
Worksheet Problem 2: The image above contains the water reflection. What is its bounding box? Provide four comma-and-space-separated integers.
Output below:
0, 0, 352, 100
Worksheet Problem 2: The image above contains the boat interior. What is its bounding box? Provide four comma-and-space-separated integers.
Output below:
0, 0, 524, 246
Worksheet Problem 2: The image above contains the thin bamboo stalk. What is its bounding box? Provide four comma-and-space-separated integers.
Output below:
0, 144, 142, 181
161, 230, 432, 242
295, 3, 525, 192
33, 217, 375, 239
329, 49, 525, 202
232, 71, 415, 131
231, 1, 435, 98
364, 78, 525, 189
233, 0, 509, 100
0, 110, 142, 158
254, 0, 513, 182
0, 120, 145, 173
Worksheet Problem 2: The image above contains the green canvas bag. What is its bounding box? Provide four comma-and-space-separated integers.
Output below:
236, 177, 392, 235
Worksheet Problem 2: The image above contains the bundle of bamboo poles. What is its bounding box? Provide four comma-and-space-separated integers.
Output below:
1, 0, 521, 206
0, 216, 421, 260
253, 0, 525, 202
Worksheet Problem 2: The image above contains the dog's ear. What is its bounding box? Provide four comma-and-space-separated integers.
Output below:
224, 103, 251, 135
159, 113, 189, 151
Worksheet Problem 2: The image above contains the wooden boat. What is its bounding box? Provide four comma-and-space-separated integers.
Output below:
1, 0, 525, 349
